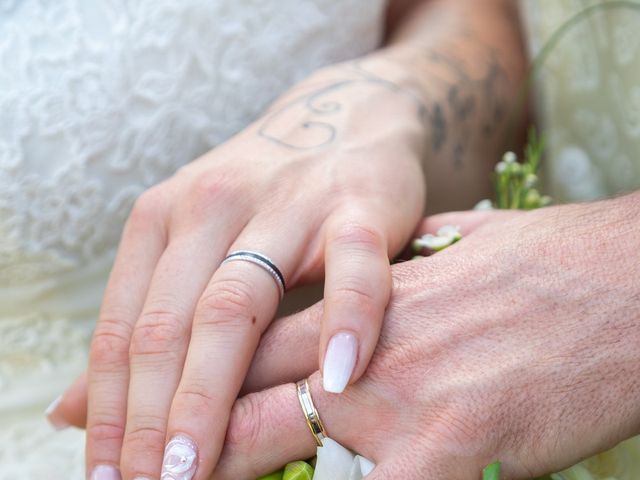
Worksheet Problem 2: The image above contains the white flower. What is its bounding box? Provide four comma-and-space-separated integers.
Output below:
413, 225, 462, 252
314, 437, 375, 480
474, 199, 494, 210
502, 151, 517, 164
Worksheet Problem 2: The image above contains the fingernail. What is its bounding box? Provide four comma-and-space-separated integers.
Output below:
323, 332, 358, 393
90, 465, 121, 480
44, 395, 69, 431
161, 434, 198, 480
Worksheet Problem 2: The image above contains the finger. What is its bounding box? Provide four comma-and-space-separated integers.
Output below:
162, 215, 311, 480
416, 209, 519, 238
46, 373, 88, 430
320, 212, 391, 393
52, 320, 319, 434
119, 229, 235, 480
242, 301, 322, 395
213, 373, 367, 480
52, 302, 324, 431
86, 188, 168, 478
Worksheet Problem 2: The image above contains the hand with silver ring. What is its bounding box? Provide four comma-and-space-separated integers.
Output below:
51, 56, 429, 480
46, 0, 527, 477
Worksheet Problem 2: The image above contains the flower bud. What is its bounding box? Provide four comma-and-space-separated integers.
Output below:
524, 173, 538, 188
525, 190, 541, 208
502, 151, 517, 164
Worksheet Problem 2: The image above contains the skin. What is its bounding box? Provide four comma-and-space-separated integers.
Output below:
50, 0, 527, 479
208, 195, 640, 480
58, 195, 640, 479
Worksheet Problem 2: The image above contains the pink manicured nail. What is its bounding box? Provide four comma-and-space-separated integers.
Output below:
323, 332, 358, 393
44, 395, 70, 431
90, 465, 121, 480
161, 434, 198, 480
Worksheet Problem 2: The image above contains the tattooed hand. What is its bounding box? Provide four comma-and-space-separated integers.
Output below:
64, 62, 430, 480
48, 1, 526, 479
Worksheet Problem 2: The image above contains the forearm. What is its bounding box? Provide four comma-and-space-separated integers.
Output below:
383, 0, 528, 212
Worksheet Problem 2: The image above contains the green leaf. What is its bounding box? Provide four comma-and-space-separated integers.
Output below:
283, 461, 314, 480
483, 461, 501, 480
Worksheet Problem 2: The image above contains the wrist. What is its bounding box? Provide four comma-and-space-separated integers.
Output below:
259, 57, 428, 154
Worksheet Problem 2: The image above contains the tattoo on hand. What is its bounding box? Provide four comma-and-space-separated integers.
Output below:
257, 63, 426, 151
258, 45, 508, 169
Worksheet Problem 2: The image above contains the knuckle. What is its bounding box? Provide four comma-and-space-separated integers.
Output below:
330, 283, 381, 319
196, 279, 256, 326
129, 186, 166, 227
87, 419, 126, 446
225, 393, 263, 454
332, 283, 377, 306
189, 170, 246, 208
90, 319, 132, 370
123, 422, 167, 453
328, 221, 385, 252
173, 383, 218, 419
129, 310, 187, 357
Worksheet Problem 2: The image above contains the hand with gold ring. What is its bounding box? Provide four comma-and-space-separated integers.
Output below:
207, 204, 640, 479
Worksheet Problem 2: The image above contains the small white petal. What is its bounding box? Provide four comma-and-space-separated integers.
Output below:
419, 234, 452, 250
503, 151, 517, 163
474, 199, 494, 210
437, 225, 461, 239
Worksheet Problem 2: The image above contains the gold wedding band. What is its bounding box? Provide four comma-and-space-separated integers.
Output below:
296, 379, 327, 447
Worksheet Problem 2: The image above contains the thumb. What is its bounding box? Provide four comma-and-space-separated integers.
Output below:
46, 372, 88, 429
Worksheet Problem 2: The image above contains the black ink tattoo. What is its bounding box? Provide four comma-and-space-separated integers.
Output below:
257, 44, 509, 169
422, 46, 508, 168
429, 104, 447, 152
258, 62, 427, 151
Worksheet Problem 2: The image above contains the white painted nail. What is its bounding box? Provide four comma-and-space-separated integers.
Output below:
323, 332, 358, 393
161, 434, 198, 480
90, 465, 121, 480
44, 395, 69, 431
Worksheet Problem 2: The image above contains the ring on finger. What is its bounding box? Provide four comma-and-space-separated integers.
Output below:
296, 379, 327, 447
221, 250, 286, 299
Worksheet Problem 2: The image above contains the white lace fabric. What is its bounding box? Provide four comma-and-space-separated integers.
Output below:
0, 1, 385, 478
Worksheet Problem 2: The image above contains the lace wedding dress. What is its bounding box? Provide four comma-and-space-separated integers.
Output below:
0, 1, 385, 478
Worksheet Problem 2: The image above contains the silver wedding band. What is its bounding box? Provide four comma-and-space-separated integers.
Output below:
221, 250, 286, 299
